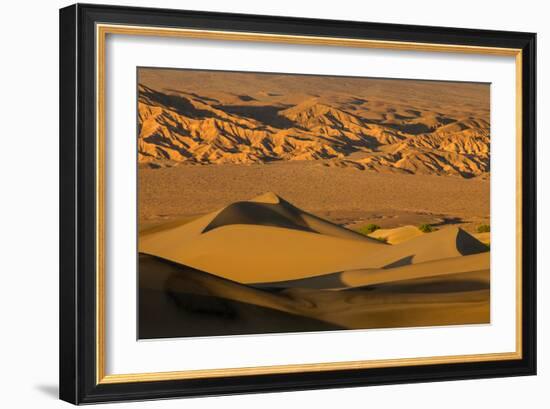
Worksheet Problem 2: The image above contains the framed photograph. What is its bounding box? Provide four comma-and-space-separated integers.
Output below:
59, 3, 536, 404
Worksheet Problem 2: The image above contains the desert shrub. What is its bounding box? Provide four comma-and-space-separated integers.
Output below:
359, 223, 381, 235
356, 224, 381, 236
418, 223, 434, 233
477, 224, 490, 233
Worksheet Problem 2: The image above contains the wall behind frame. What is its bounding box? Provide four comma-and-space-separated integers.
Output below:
0, 0, 545, 408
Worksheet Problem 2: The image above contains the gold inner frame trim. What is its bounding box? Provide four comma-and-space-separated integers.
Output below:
95, 23, 523, 385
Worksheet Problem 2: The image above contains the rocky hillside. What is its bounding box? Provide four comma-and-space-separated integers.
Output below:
137, 72, 490, 178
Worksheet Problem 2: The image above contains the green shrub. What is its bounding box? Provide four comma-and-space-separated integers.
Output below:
356, 223, 381, 236
477, 224, 490, 233
418, 223, 435, 233
365, 223, 381, 234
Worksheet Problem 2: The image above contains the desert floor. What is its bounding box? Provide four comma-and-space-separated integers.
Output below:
139, 161, 489, 234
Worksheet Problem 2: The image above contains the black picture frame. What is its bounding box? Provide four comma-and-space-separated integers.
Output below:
59, 3, 536, 404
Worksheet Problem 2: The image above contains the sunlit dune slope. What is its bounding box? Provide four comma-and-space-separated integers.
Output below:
473, 231, 491, 244
368, 225, 424, 244
254, 252, 488, 290
139, 193, 488, 283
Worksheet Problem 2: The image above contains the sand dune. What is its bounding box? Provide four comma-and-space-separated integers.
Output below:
206, 192, 374, 242
255, 252, 488, 290
368, 225, 424, 244
139, 253, 489, 338
139, 192, 385, 282
381, 224, 488, 265
140, 193, 488, 284
139, 254, 344, 338
139, 193, 490, 338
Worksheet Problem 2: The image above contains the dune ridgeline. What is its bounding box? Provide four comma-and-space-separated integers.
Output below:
139, 192, 490, 338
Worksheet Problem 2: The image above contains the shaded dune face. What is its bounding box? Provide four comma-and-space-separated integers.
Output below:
203, 199, 312, 234
139, 254, 344, 339
202, 192, 371, 242
456, 228, 489, 254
